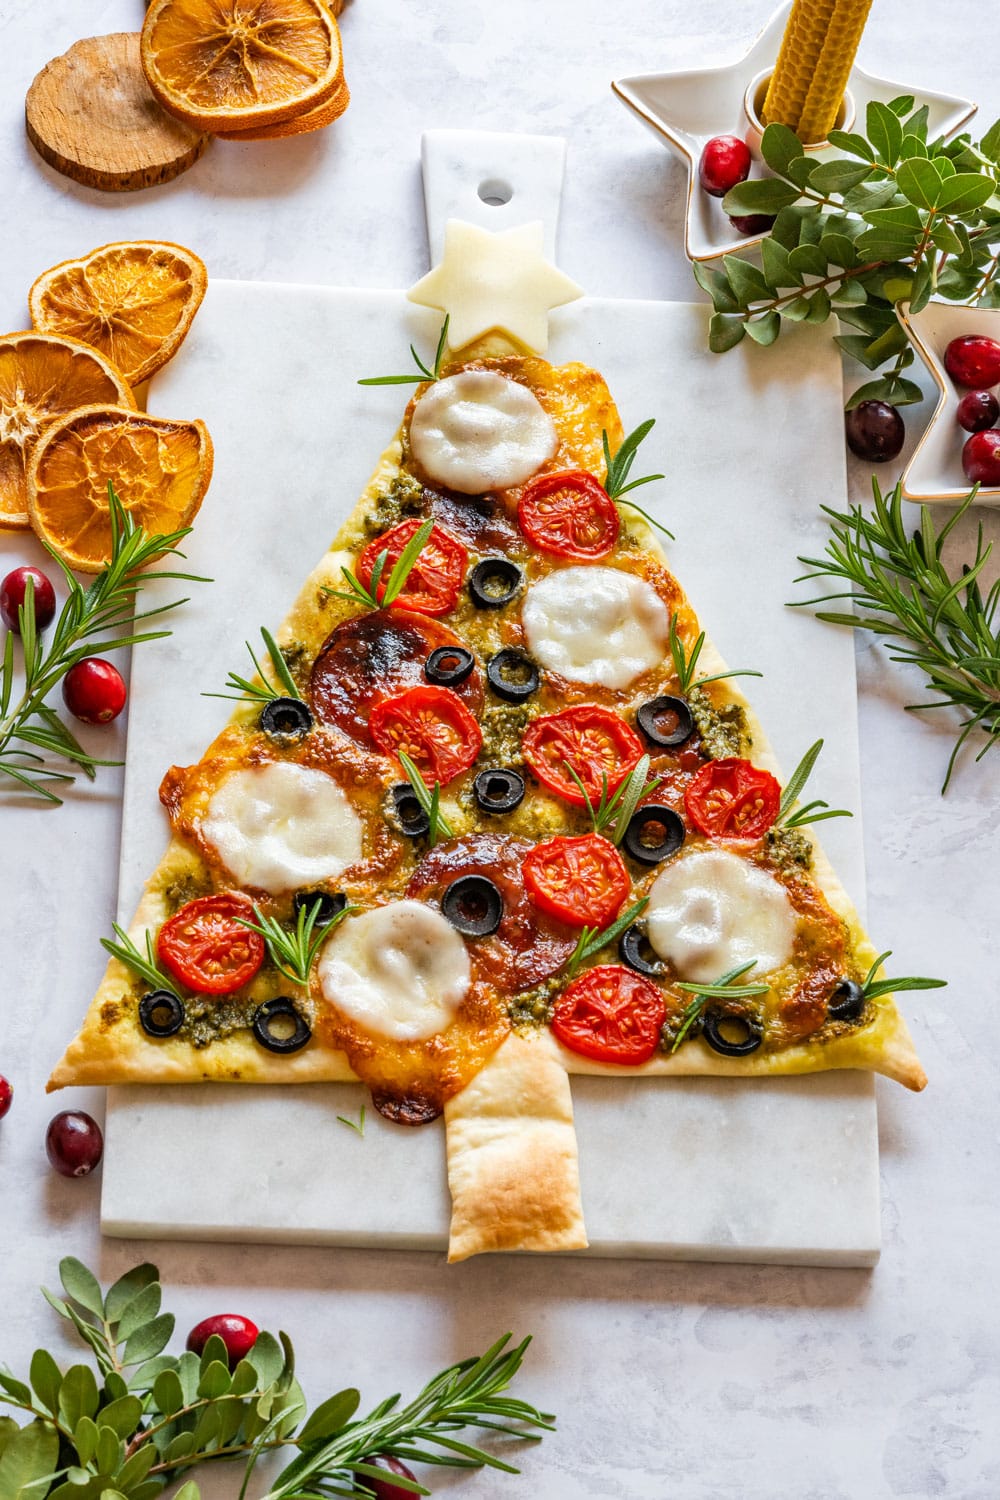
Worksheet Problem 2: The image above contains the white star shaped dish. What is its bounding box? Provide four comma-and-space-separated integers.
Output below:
899, 299, 1000, 505
612, 1, 976, 264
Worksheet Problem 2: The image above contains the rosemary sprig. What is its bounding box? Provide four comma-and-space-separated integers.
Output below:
239, 899, 356, 987
323, 518, 435, 611
358, 317, 450, 386
860, 950, 946, 1002
670, 961, 769, 1053
560, 898, 649, 984
563, 754, 659, 846
398, 750, 454, 845
601, 422, 674, 540
336, 1105, 367, 1137
775, 739, 853, 830
0, 482, 206, 804
205, 627, 300, 704
668, 612, 763, 695
792, 478, 1000, 791
101, 922, 176, 993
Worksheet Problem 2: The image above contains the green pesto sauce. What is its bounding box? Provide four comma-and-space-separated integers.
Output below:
362, 474, 427, 537
178, 995, 258, 1050
763, 824, 814, 874
688, 685, 750, 760
508, 977, 560, 1028
479, 704, 530, 767
162, 874, 210, 915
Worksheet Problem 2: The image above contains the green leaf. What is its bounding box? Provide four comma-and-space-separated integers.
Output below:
94, 1426, 121, 1477
60, 1260, 105, 1319
0, 1372, 33, 1406
780, 295, 812, 322
151, 1368, 185, 1418
708, 314, 745, 353
381, 517, 434, 608
842, 179, 899, 213
759, 122, 804, 177
909, 259, 933, 314
0, 1419, 21, 1463
170, 1483, 200, 1500
0, 1421, 60, 1499
246, 1332, 284, 1390
760, 236, 797, 288
827, 129, 875, 161
882, 275, 914, 302
296, 1389, 361, 1446
836, 336, 890, 372
895, 157, 942, 210
980, 117, 1000, 163
112, 1445, 156, 1493
808, 160, 871, 194
720, 254, 771, 303
936, 173, 996, 213
197, 1361, 231, 1401
162, 1431, 197, 1464
189, 1402, 221, 1451
867, 100, 904, 165
819, 233, 858, 269
126, 1358, 175, 1394
887, 94, 915, 118
29, 1350, 62, 1414
692, 260, 738, 313
74, 1417, 99, 1466
122, 1316, 174, 1368
723, 177, 800, 216
745, 311, 780, 346
115, 1284, 162, 1341
805, 288, 831, 323
58, 1366, 100, 1429
95, 1398, 142, 1440
832, 279, 867, 306
787, 243, 827, 278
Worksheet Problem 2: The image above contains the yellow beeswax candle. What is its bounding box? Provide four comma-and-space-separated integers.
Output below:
762, 0, 874, 144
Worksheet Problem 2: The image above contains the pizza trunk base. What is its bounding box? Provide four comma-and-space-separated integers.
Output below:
61, 283, 920, 1264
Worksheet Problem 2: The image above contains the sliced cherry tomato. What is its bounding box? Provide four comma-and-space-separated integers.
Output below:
551, 964, 666, 1065
685, 757, 781, 839
310, 610, 483, 748
518, 470, 620, 560
157, 892, 265, 995
369, 684, 482, 785
522, 706, 644, 808
356, 518, 467, 616
523, 834, 630, 929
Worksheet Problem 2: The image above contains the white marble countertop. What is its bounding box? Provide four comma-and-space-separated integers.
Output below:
1, 2, 998, 1496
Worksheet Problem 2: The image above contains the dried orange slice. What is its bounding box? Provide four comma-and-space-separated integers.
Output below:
215, 75, 348, 139
29, 242, 207, 388
28, 405, 213, 572
141, 0, 343, 134
0, 332, 134, 530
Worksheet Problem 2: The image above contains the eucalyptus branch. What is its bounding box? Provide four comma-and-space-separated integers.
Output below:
398, 750, 454, 845
358, 317, 450, 386
206, 628, 300, 705
323, 519, 435, 611
560, 898, 650, 984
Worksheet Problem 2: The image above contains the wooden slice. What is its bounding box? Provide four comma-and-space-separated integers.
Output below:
25, 33, 210, 193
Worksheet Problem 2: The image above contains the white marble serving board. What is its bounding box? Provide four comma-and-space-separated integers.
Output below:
99, 280, 879, 1265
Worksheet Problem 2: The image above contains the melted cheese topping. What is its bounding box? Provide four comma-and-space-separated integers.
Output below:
522, 565, 669, 689
317, 901, 470, 1041
409, 370, 558, 493
200, 762, 363, 895
646, 849, 796, 984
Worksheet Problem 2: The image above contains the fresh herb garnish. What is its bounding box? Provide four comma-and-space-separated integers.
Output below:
561, 898, 650, 984
205, 626, 300, 705
775, 739, 853, 830
336, 1104, 366, 1137
601, 421, 674, 540
669, 961, 769, 1053
323, 517, 435, 612
793, 477, 1000, 791
669, 611, 763, 694
0, 1257, 553, 1500
101, 922, 176, 993
563, 754, 660, 846
238, 899, 356, 987
358, 316, 450, 387
860, 951, 946, 1002
0, 482, 205, 805
397, 750, 454, 845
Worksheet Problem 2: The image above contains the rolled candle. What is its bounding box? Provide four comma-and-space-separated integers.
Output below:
762, 0, 873, 144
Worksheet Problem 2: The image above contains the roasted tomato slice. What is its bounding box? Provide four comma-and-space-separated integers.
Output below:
309, 610, 483, 748
518, 470, 620, 561
551, 964, 666, 1065
156, 891, 265, 995
685, 757, 781, 839
356, 518, 467, 616
522, 705, 644, 807
369, 684, 482, 784
407, 833, 577, 989
523, 834, 630, 929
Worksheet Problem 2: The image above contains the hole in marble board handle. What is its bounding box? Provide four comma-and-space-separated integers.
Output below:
478, 178, 513, 206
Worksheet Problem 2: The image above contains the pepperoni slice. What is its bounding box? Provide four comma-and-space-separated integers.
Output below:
309, 610, 483, 748
357, 518, 467, 616
369, 685, 482, 784
407, 833, 577, 989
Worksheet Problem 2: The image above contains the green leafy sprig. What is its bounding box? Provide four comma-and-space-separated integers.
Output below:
397, 750, 454, 846
775, 739, 853, 830
358, 317, 450, 387
669, 612, 763, 694
563, 754, 659, 845
601, 422, 673, 540
0, 1258, 552, 1500
859, 951, 946, 1002
695, 100, 1000, 406
336, 1105, 367, 1137
0, 483, 205, 804
793, 478, 1000, 790
238, 899, 356, 987
324, 518, 435, 612
560, 898, 650, 985
669, 961, 769, 1053
205, 628, 300, 705
100, 924, 176, 995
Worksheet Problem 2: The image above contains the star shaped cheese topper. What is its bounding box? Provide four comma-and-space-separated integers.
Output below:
408, 218, 583, 355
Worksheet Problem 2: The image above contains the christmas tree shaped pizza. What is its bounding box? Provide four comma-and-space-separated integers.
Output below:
52, 220, 930, 1261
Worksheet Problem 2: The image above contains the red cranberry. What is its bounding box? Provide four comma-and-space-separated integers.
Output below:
698, 135, 752, 198
186, 1314, 260, 1368
956, 390, 1000, 432
0, 1075, 12, 1120
1, 566, 56, 632
46, 1110, 104, 1177
357, 1456, 419, 1500
845, 400, 905, 462
962, 429, 1000, 486
728, 213, 776, 235
944, 335, 1000, 390
62, 658, 127, 724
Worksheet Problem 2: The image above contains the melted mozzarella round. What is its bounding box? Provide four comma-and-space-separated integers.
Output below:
409, 370, 558, 493
317, 901, 470, 1041
200, 762, 362, 895
647, 849, 795, 984
522, 565, 669, 689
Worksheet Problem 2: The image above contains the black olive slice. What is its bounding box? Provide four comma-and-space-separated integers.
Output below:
425, 645, 475, 687
252, 998, 311, 1054
828, 978, 865, 1021
138, 989, 185, 1038
473, 768, 525, 814
702, 1007, 763, 1057
260, 696, 313, 740
622, 804, 685, 866
371, 1090, 443, 1126
441, 874, 503, 936
637, 695, 695, 748
292, 890, 347, 927
390, 782, 430, 838
486, 649, 539, 704
618, 923, 667, 978
468, 558, 523, 609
